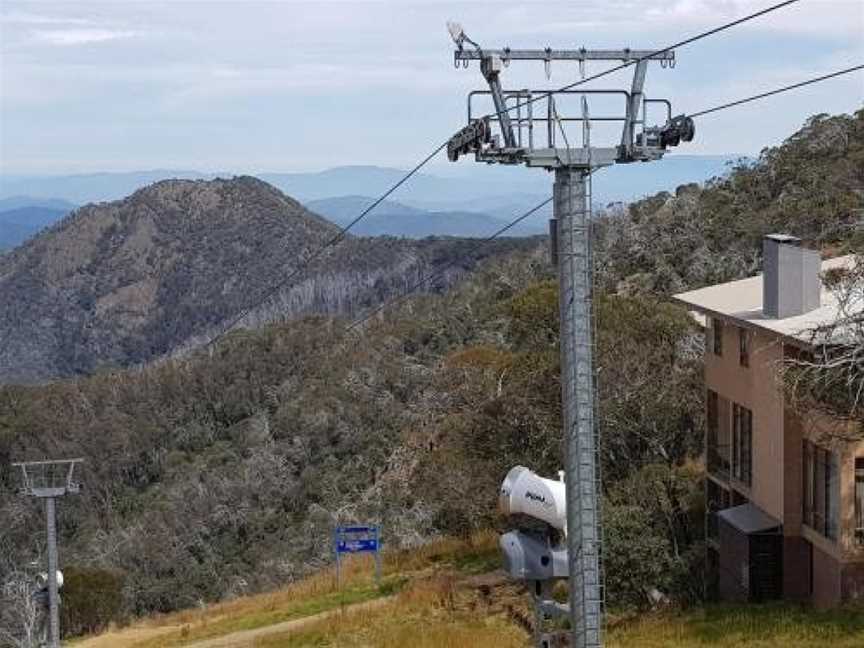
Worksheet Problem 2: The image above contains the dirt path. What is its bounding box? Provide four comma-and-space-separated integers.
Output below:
185, 596, 393, 648
71, 597, 392, 648
72, 568, 508, 648
73, 624, 186, 648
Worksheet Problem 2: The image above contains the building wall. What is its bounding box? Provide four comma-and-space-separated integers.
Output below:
842, 562, 864, 602
783, 409, 804, 536
811, 542, 842, 608
799, 413, 864, 558
705, 322, 785, 521
704, 316, 864, 607
783, 536, 811, 601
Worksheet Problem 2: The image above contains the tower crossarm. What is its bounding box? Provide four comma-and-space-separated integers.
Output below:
454, 48, 675, 63
450, 42, 689, 170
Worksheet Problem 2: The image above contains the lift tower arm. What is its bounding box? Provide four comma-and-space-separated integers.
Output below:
480, 55, 518, 149
622, 60, 649, 156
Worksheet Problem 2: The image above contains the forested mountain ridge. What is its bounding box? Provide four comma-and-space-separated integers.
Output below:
0, 246, 703, 630
596, 109, 864, 295
0, 176, 536, 384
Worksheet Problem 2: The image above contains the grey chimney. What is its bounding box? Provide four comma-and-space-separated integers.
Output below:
762, 234, 821, 319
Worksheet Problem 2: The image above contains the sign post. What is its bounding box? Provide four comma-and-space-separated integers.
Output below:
334, 525, 382, 588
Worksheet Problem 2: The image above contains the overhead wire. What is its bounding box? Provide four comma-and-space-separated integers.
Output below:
477, 0, 803, 123
203, 0, 803, 349
345, 197, 552, 332
343, 61, 861, 334
688, 64, 864, 118
203, 143, 446, 348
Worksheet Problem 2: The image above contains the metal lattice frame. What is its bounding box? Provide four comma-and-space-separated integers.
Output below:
556, 169, 603, 648
13, 459, 83, 498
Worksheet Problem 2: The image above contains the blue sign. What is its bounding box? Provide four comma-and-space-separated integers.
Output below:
337, 538, 378, 553
334, 524, 382, 586
335, 525, 379, 554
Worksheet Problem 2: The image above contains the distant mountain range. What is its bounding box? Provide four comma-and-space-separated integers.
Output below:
0, 196, 77, 212
0, 198, 76, 251
0, 156, 740, 244
305, 195, 539, 238
0, 172, 211, 205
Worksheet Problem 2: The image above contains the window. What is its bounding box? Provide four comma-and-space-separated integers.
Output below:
712, 318, 724, 356
803, 440, 839, 541
706, 480, 731, 543
856, 459, 864, 545
732, 403, 752, 486
739, 327, 750, 367
707, 391, 718, 445
706, 390, 730, 480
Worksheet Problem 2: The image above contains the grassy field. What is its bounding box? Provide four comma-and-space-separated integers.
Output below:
255, 572, 528, 648
74, 532, 864, 648
252, 585, 864, 648
606, 604, 864, 648
73, 532, 517, 648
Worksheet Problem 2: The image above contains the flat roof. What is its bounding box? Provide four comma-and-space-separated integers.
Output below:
718, 503, 781, 534
672, 255, 855, 345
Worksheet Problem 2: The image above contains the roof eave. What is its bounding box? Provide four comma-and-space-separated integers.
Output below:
669, 296, 816, 351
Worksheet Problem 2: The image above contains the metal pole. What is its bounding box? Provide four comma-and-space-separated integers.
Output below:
45, 497, 60, 648
334, 528, 340, 590
555, 167, 602, 648
532, 581, 543, 646
374, 527, 381, 587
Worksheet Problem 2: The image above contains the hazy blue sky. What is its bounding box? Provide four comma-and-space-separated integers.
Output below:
1, 0, 862, 175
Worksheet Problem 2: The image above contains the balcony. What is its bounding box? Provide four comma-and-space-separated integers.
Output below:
707, 443, 731, 482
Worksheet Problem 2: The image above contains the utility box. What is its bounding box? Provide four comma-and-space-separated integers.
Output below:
717, 504, 783, 602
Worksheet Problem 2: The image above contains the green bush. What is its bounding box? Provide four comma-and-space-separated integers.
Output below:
61, 566, 125, 637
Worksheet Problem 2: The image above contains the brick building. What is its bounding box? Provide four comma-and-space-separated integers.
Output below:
673, 235, 861, 607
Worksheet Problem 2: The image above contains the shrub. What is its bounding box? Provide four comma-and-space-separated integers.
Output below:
60, 566, 125, 637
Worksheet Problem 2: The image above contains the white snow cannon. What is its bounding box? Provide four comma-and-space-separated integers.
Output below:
499, 465, 567, 531
498, 466, 569, 582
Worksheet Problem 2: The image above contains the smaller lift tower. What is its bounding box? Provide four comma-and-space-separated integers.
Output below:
13, 459, 83, 648
446, 23, 694, 648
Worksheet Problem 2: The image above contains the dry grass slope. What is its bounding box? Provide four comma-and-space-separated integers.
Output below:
72, 530, 864, 648
72, 532, 524, 648
255, 575, 527, 648
606, 604, 864, 648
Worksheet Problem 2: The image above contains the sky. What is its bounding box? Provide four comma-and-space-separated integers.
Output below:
0, 0, 862, 175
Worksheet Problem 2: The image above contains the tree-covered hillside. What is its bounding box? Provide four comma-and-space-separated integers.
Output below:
0, 176, 535, 384
0, 245, 705, 632
0, 109, 861, 641
596, 109, 863, 295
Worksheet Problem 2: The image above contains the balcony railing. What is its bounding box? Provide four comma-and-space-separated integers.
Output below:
707, 443, 730, 481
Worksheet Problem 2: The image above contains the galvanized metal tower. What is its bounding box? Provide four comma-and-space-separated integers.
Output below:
13, 459, 83, 648
446, 24, 693, 648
